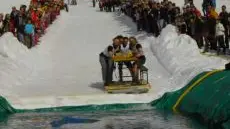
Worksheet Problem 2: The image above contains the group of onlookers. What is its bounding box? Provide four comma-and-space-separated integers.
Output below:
0, 0, 66, 49
100, 0, 229, 54
98, 0, 121, 11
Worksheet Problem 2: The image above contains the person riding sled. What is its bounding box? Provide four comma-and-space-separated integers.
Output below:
132, 43, 146, 83
118, 36, 133, 82
99, 45, 114, 86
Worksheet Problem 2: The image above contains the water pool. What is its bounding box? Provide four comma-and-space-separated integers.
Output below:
0, 109, 206, 129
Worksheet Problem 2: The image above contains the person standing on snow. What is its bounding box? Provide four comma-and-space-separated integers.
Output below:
63, 0, 70, 12
70, 0, 78, 5
135, 9, 142, 31
202, 0, 215, 16
99, 45, 114, 86
0, 14, 4, 36
99, 0, 104, 11
24, 19, 35, 48
219, 5, 230, 50
203, 5, 218, 52
93, 0, 96, 7
216, 18, 226, 54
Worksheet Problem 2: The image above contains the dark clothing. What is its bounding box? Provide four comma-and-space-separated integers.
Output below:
99, 52, 113, 85
15, 14, 26, 34
219, 12, 229, 28
135, 55, 146, 68
216, 35, 226, 53
160, 7, 168, 21
149, 8, 160, 35
206, 17, 216, 36
204, 17, 217, 50
194, 18, 205, 48
10, 11, 18, 23
219, 12, 230, 48
118, 61, 132, 81
168, 8, 176, 24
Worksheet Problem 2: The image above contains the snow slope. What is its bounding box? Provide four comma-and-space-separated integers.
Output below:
151, 25, 228, 92
0, 1, 171, 109
0, 0, 229, 110
0, 33, 28, 59
0, 0, 30, 14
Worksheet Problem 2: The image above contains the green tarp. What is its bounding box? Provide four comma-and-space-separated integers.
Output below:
151, 70, 230, 129
0, 96, 16, 122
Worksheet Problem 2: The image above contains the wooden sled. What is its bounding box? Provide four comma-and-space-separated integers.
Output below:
105, 81, 151, 94
104, 64, 151, 94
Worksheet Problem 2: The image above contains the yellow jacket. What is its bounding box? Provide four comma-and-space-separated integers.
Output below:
209, 9, 218, 19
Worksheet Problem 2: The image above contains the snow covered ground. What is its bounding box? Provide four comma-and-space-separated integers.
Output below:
0, 0, 30, 14
0, 0, 229, 110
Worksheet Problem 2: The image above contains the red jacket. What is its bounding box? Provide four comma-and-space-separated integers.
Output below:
31, 0, 38, 4
56, 8, 60, 15
31, 10, 39, 24
193, 9, 201, 18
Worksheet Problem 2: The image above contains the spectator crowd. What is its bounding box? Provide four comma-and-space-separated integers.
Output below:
0, 0, 66, 49
99, 0, 230, 55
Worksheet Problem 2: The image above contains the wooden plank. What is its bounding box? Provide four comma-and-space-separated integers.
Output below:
113, 57, 137, 62
112, 52, 137, 62
105, 83, 151, 90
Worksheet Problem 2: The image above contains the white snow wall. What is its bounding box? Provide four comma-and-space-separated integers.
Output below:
0, 0, 30, 14
150, 25, 228, 92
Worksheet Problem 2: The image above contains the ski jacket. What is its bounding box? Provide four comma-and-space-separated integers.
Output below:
207, 9, 218, 19
219, 11, 229, 28
192, 9, 201, 18
24, 23, 34, 34
31, 11, 39, 24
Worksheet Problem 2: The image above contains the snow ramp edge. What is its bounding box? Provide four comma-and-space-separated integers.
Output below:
1, 70, 230, 129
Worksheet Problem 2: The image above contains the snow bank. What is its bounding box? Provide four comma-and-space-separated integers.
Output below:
151, 25, 228, 91
0, 0, 30, 14
0, 33, 28, 59
0, 33, 30, 98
